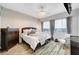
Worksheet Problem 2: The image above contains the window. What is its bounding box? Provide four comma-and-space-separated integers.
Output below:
54, 18, 67, 33
43, 21, 50, 32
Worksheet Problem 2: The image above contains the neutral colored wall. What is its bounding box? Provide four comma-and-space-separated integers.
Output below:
78, 14, 79, 36
0, 7, 41, 31
0, 30, 1, 49
0, 6, 1, 48
71, 14, 79, 36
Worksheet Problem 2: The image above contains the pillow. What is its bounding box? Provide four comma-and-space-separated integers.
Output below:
23, 29, 31, 35
27, 29, 36, 35
31, 29, 36, 33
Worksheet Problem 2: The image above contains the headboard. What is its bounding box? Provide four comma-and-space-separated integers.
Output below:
21, 27, 36, 33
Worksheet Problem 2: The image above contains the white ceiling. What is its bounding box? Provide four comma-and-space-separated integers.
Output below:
1, 3, 79, 19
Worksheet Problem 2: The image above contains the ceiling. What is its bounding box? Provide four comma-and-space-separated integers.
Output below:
1, 3, 79, 19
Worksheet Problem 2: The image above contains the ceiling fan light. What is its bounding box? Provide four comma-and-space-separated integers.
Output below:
38, 11, 46, 16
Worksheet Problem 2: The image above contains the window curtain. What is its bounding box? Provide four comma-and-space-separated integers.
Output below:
66, 17, 72, 34
41, 21, 43, 32
50, 20, 55, 40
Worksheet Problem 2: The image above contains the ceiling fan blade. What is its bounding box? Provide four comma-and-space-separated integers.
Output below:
64, 3, 72, 14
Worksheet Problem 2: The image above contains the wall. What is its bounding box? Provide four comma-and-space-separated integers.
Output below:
0, 7, 41, 31
71, 12, 79, 42
0, 6, 1, 49
71, 14, 79, 36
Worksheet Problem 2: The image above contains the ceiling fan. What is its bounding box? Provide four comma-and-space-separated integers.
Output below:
64, 3, 72, 14
38, 3, 72, 17
37, 5, 48, 17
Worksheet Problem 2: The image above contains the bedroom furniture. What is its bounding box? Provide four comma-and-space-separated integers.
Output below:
21, 27, 40, 51
71, 36, 79, 55
21, 27, 36, 33
1, 28, 19, 51
20, 27, 51, 51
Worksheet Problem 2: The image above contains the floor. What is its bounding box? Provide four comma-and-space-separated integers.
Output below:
0, 41, 70, 55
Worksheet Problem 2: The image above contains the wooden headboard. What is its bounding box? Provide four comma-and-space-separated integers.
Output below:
21, 27, 36, 33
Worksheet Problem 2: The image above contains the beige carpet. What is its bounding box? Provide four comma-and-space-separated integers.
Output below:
0, 41, 70, 55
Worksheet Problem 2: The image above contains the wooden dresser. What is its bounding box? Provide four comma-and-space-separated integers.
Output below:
1, 28, 19, 51
71, 36, 79, 55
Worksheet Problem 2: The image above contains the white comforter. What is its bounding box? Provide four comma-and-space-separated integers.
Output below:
34, 32, 51, 45
21, 32, 51, 50
21, 33, 39, 50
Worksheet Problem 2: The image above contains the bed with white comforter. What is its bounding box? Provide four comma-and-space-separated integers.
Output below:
20, 32, 51, 50
21, 33, 39, 50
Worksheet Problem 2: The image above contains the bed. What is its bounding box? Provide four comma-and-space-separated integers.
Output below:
20, 27, 51, 51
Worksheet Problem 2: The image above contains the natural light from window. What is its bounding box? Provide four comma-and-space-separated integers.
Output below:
43, 19, 67, 33
43, 21, 50, 32
54, 18, 67, 33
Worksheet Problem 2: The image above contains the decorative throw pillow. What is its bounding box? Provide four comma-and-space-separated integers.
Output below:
23, 30, 31, 35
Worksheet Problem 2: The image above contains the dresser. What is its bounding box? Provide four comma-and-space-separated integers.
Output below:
1, 28, 19, 51
71, 36, 79, 55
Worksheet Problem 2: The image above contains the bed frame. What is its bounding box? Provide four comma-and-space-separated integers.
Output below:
21, 27, 36, 33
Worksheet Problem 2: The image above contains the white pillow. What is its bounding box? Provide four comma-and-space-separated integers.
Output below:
23, 29, 31, 35
31, 29, 36, 33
